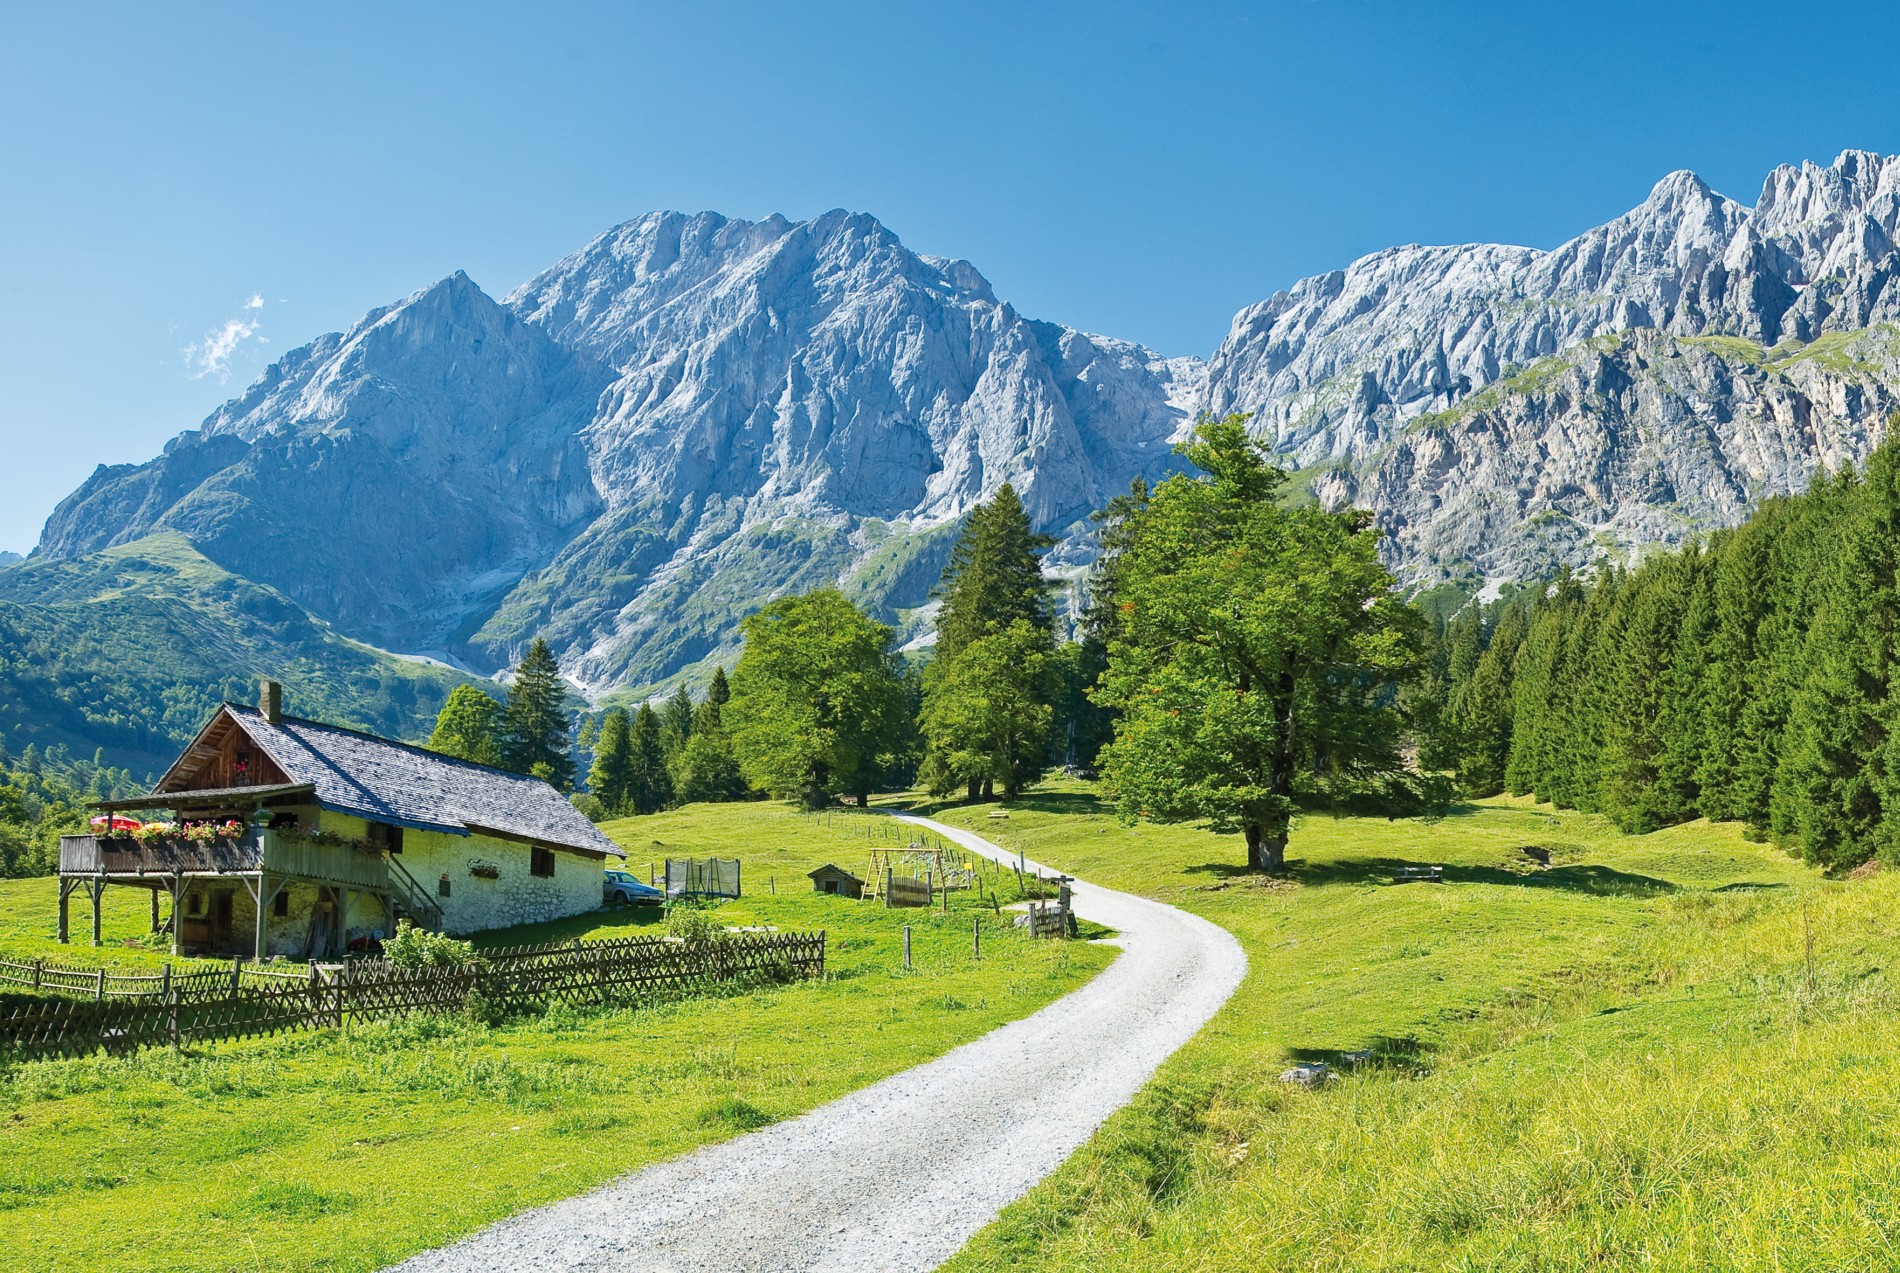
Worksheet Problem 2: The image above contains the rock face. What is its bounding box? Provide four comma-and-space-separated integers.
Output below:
36, 212, 1199, 691
29, 152, 1900, 696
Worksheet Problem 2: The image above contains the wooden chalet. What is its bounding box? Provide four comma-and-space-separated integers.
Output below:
58, 681, 623, 960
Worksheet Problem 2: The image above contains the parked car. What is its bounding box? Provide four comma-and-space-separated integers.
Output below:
603, 869, 663, 906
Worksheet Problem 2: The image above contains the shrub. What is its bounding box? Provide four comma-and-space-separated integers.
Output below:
665, 905, 728, 945
383, 920, 480, 968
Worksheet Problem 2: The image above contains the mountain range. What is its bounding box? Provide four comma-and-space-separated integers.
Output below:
10, 149, 1900, 765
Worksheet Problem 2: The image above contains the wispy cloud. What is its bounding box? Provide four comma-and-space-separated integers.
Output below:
183, 295, 268, 381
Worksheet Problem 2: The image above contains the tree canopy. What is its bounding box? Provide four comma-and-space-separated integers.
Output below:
500, 638, 574, 790
1095, 414, 1423, 872
727, 590, 908, 809
921, 483, 1060, 800
427, 685, 503, 768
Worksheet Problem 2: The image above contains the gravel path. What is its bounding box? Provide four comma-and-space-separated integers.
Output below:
388, 814, 1246, 1273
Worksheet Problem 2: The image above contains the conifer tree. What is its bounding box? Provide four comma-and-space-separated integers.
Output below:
661, 687, 694, 756
922, 483, 1060, 800
629, 703, 674, 814
587, 708, 635, 814
933, 483, 1054, 659
500, 638, 574, 790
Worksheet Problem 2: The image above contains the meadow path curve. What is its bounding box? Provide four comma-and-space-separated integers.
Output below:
387, 814, 1246, 1273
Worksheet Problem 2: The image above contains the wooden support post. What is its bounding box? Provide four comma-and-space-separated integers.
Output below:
170, 878, 187, 958
150, 888, 160, 934
973, 916, 981, 959
253, 872, 267, 964
903, 925, 911, 969
57, 879, 70, 945
90, 879, 103, 947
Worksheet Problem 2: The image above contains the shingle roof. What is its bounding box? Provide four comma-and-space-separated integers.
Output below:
211, 705, 622, 858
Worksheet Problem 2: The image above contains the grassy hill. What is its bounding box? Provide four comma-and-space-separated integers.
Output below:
0, 799, 1108, 1273
933, 782, 1894, 1272
0, 533, 476, 773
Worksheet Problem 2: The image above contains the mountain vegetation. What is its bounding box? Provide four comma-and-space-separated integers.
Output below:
0, 534, 472, 773
0, 742, 138, 878
9, 152, 1900, 781
1425, 428, 1900, 870
1093, 416, 1427, 871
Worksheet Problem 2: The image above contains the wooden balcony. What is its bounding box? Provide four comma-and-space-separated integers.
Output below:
59, 831, 389, 891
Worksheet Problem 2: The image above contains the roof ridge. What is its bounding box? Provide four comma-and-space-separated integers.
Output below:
225, 702, 548, 786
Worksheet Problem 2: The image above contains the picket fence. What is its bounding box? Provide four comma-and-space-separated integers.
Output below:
0, 931, 825, 1062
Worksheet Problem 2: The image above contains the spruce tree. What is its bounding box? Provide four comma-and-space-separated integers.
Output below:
661, 686, 694, 756
501, 638, 574, 790
934, 483, 1055, 659
629, 703, 674, 815
587, 708, 635, 814
923, 483, 1060, 799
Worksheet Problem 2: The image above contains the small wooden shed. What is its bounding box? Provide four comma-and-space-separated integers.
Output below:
808, 864, 865, 900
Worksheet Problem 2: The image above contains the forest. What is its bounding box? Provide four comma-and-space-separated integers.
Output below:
1426, 429, 1900, 869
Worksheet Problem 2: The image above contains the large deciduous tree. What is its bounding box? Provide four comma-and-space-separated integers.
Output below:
727, 590, 908, 809
427, 685, 503, 767
1095, 414, 1422, 873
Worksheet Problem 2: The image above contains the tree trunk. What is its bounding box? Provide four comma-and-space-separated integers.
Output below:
805, 760, 831, 811
966, 777, 982, 803
1245, 821, 1288, 874
981, 776, 994, 800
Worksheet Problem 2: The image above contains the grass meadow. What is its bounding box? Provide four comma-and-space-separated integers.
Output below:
932, 781, 1900, 1272
0, 800, 1109, 1273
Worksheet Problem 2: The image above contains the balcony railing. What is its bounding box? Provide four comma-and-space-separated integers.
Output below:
59, 831, 389, 891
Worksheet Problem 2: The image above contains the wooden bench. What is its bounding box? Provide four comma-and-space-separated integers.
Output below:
1393, 865, 1444, 884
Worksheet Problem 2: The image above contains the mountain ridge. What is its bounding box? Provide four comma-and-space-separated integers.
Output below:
22, 149, 1900, 738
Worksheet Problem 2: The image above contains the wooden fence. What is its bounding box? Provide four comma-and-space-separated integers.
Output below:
0, 931, 824, 1062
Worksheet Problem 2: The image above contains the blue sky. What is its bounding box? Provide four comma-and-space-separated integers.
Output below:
3, 0, 1897, 552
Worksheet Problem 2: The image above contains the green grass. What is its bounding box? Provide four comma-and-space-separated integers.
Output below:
0, 799, 1110, 1272
935, 781, 1900, 1272
0, 876, 215, 973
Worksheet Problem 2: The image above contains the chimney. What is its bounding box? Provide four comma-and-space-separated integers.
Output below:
260, 679, 283, 724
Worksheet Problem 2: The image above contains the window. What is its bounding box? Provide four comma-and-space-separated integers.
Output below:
531, 847, 555, 878
272, 889, 290, 918
437, 875, 451, 899
367, 823, 404, 854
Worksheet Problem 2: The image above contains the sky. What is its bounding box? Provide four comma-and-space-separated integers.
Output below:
2, 0, 1898, 553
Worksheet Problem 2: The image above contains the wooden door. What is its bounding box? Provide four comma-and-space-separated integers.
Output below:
211, 890, 235, 950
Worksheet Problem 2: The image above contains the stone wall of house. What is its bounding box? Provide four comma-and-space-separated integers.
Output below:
319, 812, 604, 938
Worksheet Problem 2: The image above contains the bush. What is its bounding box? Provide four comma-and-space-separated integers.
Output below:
383, 920, 481, 968
665, 905, 728, 945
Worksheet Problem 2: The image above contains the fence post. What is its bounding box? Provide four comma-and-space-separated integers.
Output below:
95, 966, 106, 1002
903, 925, 911, 970
334, 962, 347, 1030
160, 963, 172, 1003
973, 916, 981, 960
32, 958, 42, 992
230, 958, 241, 996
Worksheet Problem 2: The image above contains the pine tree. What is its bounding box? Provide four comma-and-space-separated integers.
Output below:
427, 685, 503, 767
629, 703, 674, 814
587, 708, 635, 815
661, 686, 694, 756
924, 484, 1060, 798
708, 666, 731, 709
500, 639, 574, 790
934, 483, 1055, 659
